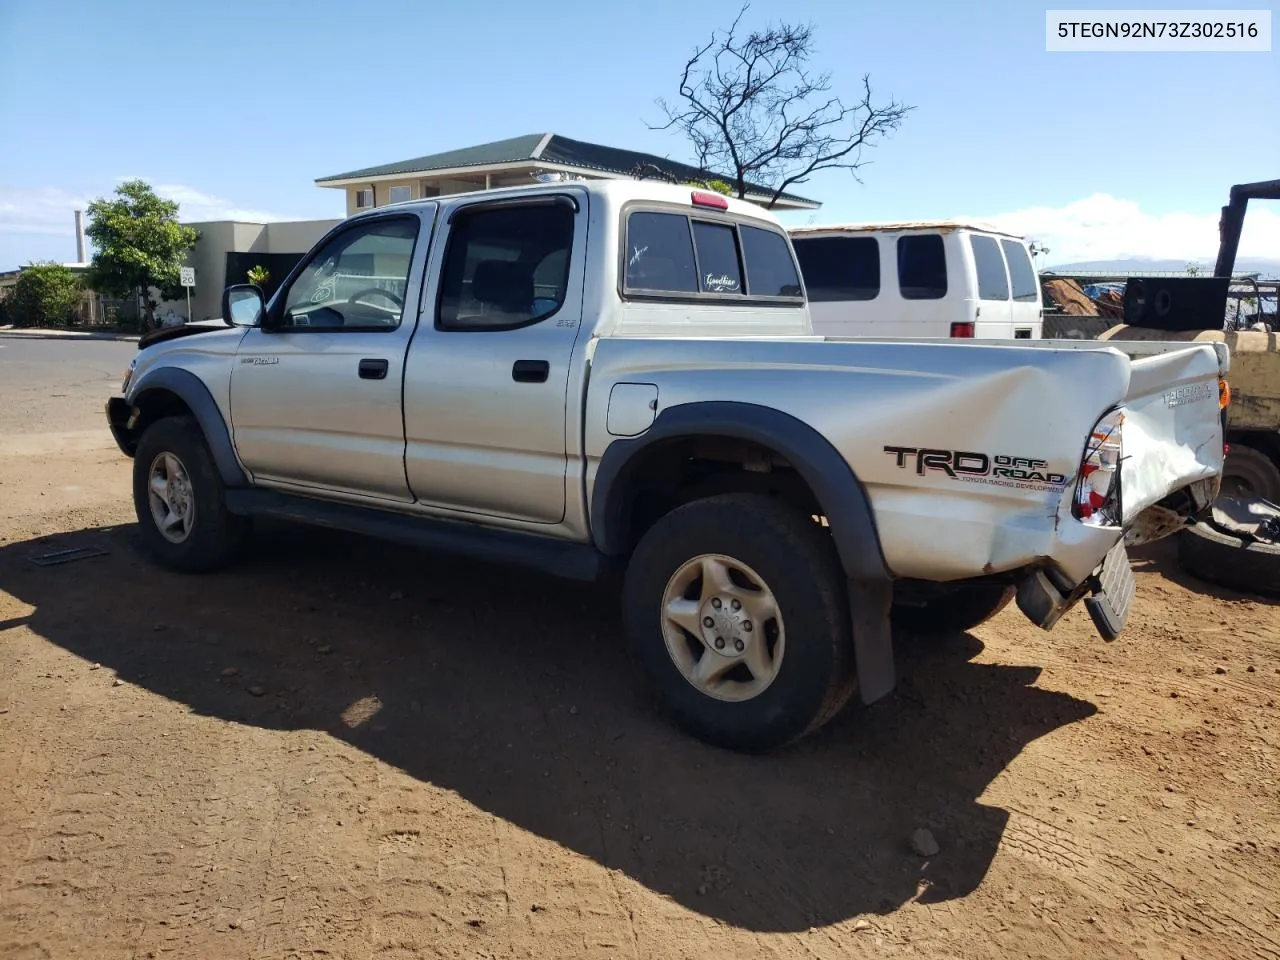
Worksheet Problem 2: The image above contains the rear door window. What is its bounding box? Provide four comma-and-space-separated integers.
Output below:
897, 234, 947, 300
792, 236, 880, 301
1000, 239, 1039, 302
970, 235, 1010, 301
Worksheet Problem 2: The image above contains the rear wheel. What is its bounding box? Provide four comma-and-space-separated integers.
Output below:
622, 493, 856, 752
132, 416, 250, 573
1220, 443, 1280, 504
1178, 521, 1280, 598
892, 582, 1015, 636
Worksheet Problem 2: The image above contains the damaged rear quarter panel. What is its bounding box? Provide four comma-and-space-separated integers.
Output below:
1116, 345, 1226, 523
586, 337, 1135, 583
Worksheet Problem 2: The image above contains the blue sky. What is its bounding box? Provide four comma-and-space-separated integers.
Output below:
1, 0, 1277, 270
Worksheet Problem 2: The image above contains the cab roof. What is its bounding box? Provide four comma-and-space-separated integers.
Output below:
358, 179, 788, 228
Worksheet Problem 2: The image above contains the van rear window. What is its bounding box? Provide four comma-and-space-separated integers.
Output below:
897, 234, 947, 300
970, 235, 1010, 301
1000, 238, 1039, 302
624, 209, 802, 301
792, 236, 880, 302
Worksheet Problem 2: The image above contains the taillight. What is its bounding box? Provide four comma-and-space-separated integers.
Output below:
1219, 377, 1231, 409
1074, 408, 1124, 526
950, 322, 975, 338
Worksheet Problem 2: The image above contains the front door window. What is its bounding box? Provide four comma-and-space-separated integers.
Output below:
278, 217, 418, 330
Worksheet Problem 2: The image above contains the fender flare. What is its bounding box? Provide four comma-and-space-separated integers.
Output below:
590, 401, 888, 582
128, 367, 249, 487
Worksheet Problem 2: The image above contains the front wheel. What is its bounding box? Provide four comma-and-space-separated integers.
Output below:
132, 416, 250, 573
622, 493, 856, 752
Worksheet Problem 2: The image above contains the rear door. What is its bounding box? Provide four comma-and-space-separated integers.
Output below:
968, 232, 1014, 337
1000, 238, 1043, 338
401, 192, 588, 524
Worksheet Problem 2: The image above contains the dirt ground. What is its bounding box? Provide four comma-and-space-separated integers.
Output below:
1, 344, 1278, 959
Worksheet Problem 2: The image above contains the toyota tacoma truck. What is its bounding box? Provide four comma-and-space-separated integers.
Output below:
106, 180, 1230, 752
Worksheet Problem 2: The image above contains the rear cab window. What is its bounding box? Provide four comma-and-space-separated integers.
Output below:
623, 208, 803, 302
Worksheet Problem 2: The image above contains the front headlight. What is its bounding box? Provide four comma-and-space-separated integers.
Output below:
121, 360, 135, 394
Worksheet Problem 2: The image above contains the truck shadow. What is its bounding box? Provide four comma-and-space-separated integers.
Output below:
0, 522, 1096, 932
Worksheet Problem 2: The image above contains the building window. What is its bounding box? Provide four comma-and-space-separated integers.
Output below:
354, 188, 374, 209
388, 185, 412, 204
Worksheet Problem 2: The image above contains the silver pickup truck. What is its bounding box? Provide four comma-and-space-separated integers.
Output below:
106, 180, 1230, 751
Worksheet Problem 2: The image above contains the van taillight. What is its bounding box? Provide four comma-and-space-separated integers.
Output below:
950, 322, 975, 338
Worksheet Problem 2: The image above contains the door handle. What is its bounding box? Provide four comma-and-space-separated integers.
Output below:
358, 358, 389, 380
512, 360, 549, 383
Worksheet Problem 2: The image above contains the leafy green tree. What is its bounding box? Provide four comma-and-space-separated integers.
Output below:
683, 178, 733, 195
9, 263, 82, 328
85, 180, 198, 330
246, 264, 270, 288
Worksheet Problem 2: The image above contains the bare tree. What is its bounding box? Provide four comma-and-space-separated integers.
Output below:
650, 3, 912, 207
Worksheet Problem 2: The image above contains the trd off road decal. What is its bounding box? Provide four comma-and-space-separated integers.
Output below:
883, 446, 1070, 491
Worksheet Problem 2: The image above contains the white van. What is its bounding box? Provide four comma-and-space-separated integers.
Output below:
788, 221, 1044, 340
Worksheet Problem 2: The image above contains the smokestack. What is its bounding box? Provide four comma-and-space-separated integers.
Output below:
74, 209, 87, 263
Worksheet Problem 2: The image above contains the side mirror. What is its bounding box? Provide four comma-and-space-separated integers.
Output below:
222, 284, 265, 327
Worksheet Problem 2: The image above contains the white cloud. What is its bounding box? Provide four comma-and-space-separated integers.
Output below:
0, 181, 290, 240
968, 193, 1280, 265
151, 183, 286, 223
0, 186, 95, 236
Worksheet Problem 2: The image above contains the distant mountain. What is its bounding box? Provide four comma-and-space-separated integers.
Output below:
1045, 257, 1280, 279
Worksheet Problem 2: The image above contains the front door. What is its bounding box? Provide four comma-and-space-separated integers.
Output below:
402, 192, 588, 524
230, 209, 434, 501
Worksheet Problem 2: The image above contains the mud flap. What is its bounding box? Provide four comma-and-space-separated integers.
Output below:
1083, 539, 1136, 642
848, 579, 895, 704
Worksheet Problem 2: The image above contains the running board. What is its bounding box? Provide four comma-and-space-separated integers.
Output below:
224, 489, 608, 582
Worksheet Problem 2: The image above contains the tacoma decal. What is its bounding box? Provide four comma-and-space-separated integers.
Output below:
883, 446, 1070, 491
1163, 382, 1214, 408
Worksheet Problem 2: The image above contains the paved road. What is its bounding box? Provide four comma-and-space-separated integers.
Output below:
0, 335, 135, 435
0, 335, 137, 532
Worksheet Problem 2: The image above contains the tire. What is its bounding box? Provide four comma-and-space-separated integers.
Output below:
1220, 443, 1280, 505
132, 415, 250, 573
621, 493, 856, 753
1178, 521, 1280, 598
891, 583, 1016, 637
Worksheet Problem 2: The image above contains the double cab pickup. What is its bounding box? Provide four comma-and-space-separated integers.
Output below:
107, 180, 1229, 751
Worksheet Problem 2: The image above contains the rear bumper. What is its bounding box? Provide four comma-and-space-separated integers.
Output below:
105, 397, 136, 456
1015, 473, 1218, 638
